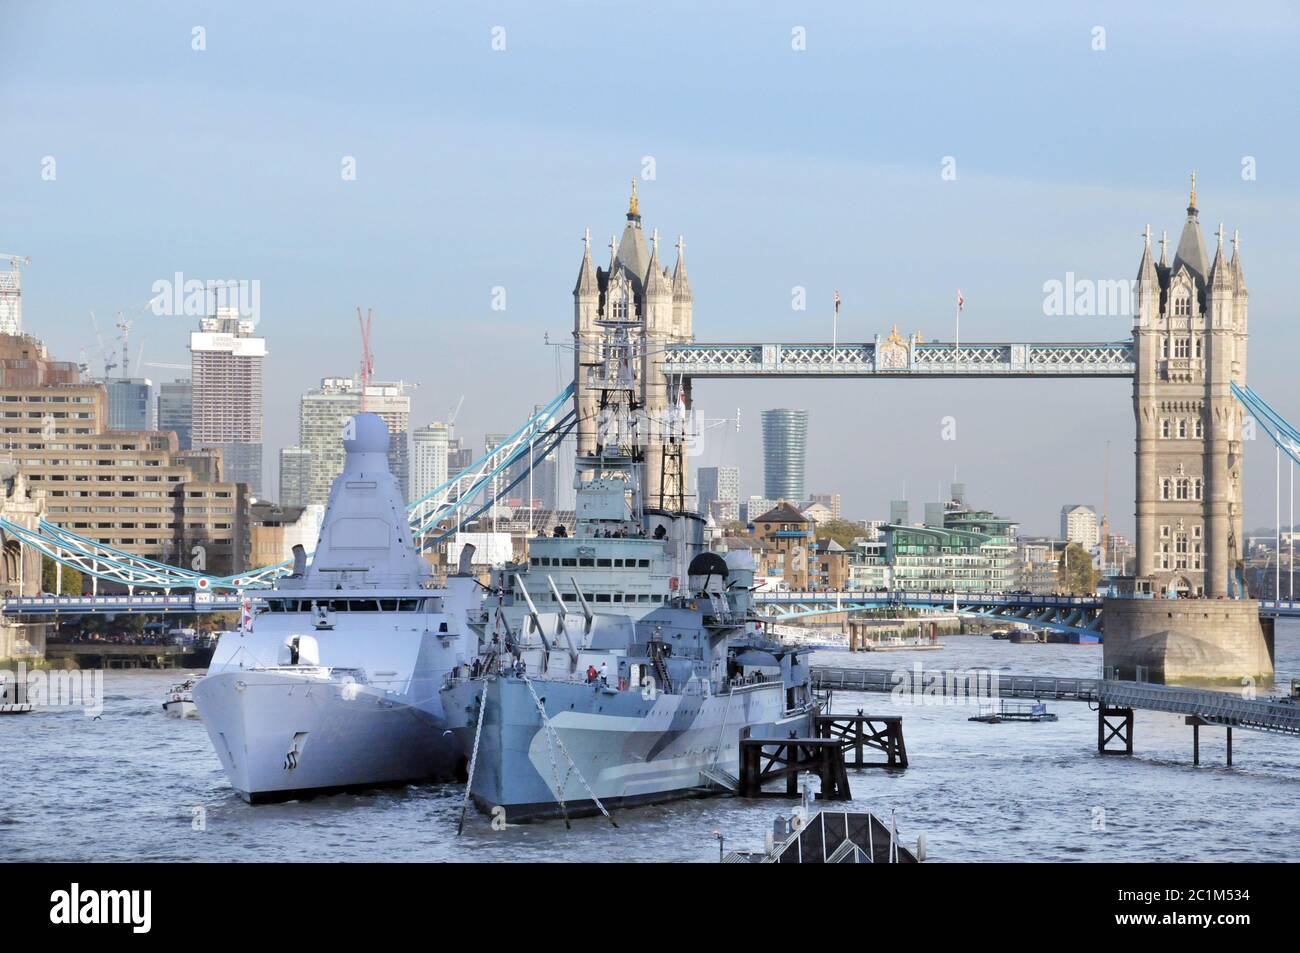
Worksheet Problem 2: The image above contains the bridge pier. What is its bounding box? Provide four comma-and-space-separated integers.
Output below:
1102, 597, 1274, 684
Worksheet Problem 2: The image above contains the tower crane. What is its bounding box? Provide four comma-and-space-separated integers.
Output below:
447, 394, 465, 439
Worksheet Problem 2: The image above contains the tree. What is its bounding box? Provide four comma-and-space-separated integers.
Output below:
40, 558, 83, 596
1058, 543, 1098, 595
814, 519, 864, 549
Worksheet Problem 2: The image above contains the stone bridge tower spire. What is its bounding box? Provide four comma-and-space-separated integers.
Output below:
571, 182, 695, 513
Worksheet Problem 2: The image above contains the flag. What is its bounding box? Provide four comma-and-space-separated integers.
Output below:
833, 290, 841, 315
239, 596, 253, 634
956, 289, 964, 311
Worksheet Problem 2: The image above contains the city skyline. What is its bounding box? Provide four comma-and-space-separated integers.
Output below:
6, 3, 1300, 537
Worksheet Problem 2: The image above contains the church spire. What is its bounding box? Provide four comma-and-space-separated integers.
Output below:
1188, 169, 1197, 213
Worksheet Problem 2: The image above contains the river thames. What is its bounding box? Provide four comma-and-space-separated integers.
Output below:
4, 623, 1297, 863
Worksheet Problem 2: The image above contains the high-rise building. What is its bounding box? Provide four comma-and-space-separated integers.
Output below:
1060, 504, 1099, 550
190, 308, 266, 496
279, 446, 311, 507
697, 465, 740, 523
447, 436, 473, 475
156, 379, 192, 450
411, 422, 450, 503
762, 408, 807, 502
298, 378, 411, 505
103, 377, 154, 431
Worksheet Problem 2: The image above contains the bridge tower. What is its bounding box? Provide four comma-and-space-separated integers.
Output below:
572, 182, 694, 513
1108, 177, 1273, 681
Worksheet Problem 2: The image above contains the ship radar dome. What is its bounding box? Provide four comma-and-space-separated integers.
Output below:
344, 413, 390, 455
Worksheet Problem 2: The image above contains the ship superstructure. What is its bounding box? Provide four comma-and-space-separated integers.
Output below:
194, 413, 482, 802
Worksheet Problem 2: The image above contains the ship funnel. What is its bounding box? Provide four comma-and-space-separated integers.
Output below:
290, 544, 307, 577
457, 543, 477, 576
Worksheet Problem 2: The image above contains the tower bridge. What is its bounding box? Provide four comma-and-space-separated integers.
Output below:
571, 176, 1274, 683
2, 178, 1290, 684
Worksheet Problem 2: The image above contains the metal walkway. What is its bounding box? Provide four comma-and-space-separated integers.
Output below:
662, 340, 1136, 378
812, 666, 1300, 736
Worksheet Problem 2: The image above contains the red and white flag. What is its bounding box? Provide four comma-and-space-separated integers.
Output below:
956, 289, 964, 312
239, 597, 254, 634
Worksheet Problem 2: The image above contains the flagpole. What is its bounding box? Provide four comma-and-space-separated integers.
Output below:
955, 294, 960, 354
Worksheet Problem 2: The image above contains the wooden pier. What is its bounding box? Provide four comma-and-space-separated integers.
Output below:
739, 737, 853, 800
814, 712, 908, 768
738, 712, 908, 800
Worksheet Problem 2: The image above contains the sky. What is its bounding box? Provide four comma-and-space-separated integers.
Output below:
3, 1, 1299, 535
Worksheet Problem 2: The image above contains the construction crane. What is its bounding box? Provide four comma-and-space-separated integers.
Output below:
88, 311, 116, 377
357, 307, 375, 412
447, 394, 465, 439
115, 311, 132, 379
0, 254, 31, 334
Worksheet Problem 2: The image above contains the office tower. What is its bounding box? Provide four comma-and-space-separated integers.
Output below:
762, 409, 808, 502
697, 465, 740, 523
103, 377, 154, 431
299, 378, 411, 505
412, 422, 450, 502
156, 379, 192, 450
190, 308, 266, 496
1060, 504, 1100, 550
279, 446, 312, 507
890, 500, 910, 525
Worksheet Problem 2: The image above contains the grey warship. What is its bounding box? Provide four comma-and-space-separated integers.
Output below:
440, 310, 816, 821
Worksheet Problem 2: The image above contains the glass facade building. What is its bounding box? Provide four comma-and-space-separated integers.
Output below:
762, 408, 808, 502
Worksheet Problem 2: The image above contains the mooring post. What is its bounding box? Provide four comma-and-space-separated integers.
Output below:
1193, 720, 1200, 765
1226, 727, 1232, 766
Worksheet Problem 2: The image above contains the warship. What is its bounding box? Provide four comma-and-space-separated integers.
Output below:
442, 549, 816, 821
440, 315, 816, 821
194, 413, 482, 802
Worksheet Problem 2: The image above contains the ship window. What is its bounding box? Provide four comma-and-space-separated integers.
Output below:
579, 558, 594, 567
613, 559, 624, 567
379, 599, 398, 611
595, 594, 611, 602
399, 599, 420, 611
562, 593, 576, 602
638, 559, 650, 568
597, 558, 612, 567
562, 558, 577, 567
612, 593, 623, 602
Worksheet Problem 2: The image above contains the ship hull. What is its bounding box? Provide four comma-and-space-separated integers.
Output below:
444, 676, 812, 822
195, 670, 459, 803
